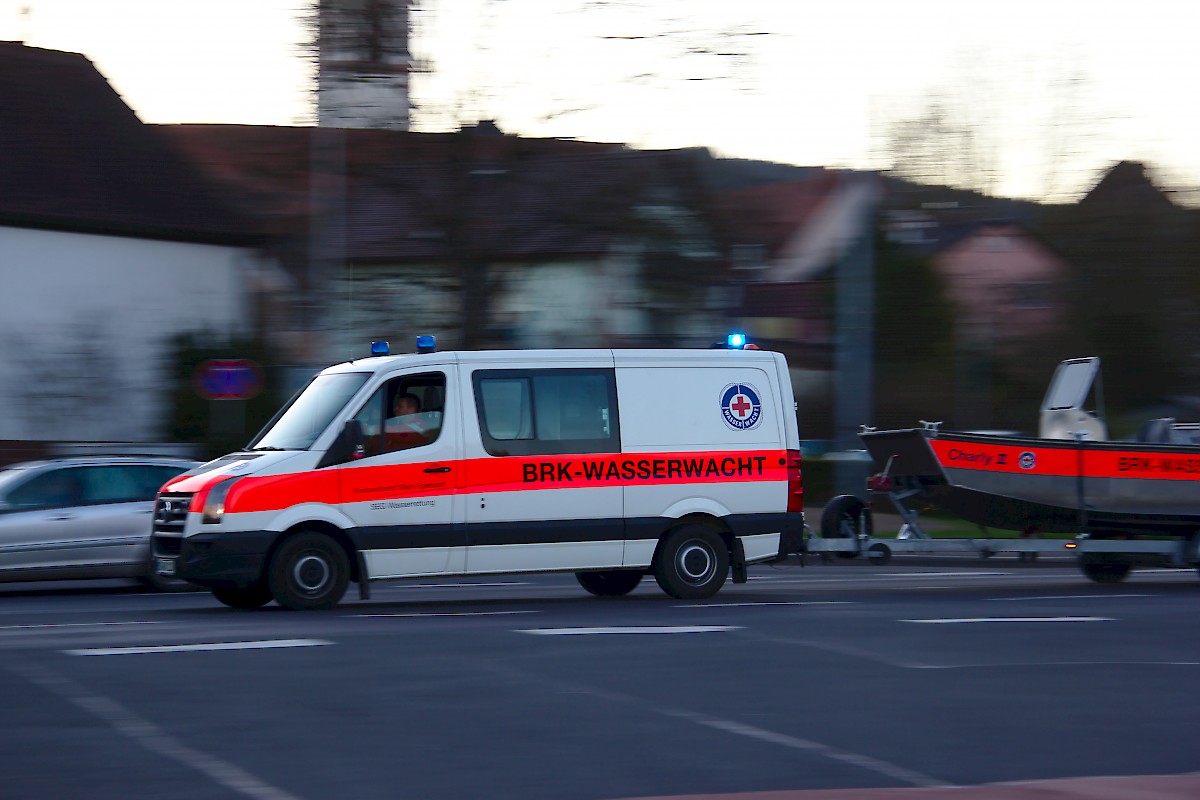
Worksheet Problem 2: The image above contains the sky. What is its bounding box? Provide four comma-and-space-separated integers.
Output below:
5, 0, 1200, 203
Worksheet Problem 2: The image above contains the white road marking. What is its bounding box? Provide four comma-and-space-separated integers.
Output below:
8, 663, 302, 800
988, 594, 1153, 601
517, 626, 741, 636
909, 660, 1200, 669
353, 611, 539, 618
478, 661, 950, 788
390, 582, 531, 589
677, 601, 853, 608
64, 639, 332, 656
901, 617, 1115, 624
874, 571, 1010, 577
0, 621, 163, 631
661, 709, 951, 788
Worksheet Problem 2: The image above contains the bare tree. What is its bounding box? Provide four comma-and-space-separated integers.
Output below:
874, 51, 1106, 201
408, 0, 769, 134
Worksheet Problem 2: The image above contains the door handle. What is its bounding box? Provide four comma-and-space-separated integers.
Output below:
424, 466, 452, 473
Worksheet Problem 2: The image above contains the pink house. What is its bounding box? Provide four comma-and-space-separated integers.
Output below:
931, 222, 1068, 350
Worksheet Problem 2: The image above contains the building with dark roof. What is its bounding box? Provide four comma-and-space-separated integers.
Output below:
158, 122, 731, 359
0, 43, 272, 442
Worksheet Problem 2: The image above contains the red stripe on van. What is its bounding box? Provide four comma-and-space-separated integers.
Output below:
218, 450, 790, 515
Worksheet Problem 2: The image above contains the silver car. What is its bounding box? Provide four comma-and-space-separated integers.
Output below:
0, 456, 199, 591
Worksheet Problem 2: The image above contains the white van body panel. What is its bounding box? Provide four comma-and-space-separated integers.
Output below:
741, 533, 782, 563
466, 541, 625, 575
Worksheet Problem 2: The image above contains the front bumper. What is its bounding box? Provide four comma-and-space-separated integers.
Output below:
152, 531, 276, 589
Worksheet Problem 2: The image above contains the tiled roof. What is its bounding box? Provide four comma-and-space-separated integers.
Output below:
716, 172, 839, 255
0, 43, 251, 243
158, 124, 710, 263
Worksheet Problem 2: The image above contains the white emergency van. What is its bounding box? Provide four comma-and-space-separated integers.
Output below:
152, 339, 804, 610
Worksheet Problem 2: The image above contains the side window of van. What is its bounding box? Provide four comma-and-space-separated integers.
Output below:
352, 372, 446, 457
474, 369, 619, 456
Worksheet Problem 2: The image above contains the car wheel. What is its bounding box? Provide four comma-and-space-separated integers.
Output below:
1079, 554, 1132, 584
137, 572, 201, 593
267, 532, 350, 611
653, 525, 729, 600
212, 585, 273, 609
575, 570, 643, 597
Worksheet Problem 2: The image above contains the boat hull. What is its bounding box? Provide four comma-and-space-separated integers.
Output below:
860, 429, 1200, 535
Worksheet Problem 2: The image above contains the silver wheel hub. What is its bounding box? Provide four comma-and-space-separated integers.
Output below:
677, 541, 714, 583
293, 554, 331, 593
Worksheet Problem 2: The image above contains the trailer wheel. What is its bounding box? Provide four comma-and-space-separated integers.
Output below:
654, 525, 729, 599
821, 495, 872, 538
576, 570, 643, 597
1079, 554, 1132, 584
212, 585, 273, 609
267, 532, 350, 610
867, 542, 892, 565
821, 495, 872, 559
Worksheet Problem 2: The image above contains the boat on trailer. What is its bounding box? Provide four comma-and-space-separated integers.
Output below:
813, 357, 1200, 583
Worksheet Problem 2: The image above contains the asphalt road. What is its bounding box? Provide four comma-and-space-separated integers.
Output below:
1, 557, 1198, 800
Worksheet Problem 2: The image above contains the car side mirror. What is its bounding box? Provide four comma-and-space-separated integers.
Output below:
318, 420, 365, 468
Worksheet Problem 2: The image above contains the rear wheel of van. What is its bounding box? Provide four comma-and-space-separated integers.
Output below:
575, 570, 643, 597
654, 525, 729, 599
267, 532, 350, 610
212, 585, 273, 609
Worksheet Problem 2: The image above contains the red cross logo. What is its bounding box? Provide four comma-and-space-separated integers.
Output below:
731, 395, 752, 417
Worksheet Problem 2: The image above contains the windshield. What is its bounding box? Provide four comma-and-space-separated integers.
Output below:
249, 372, 370, 451
1043, 358, 1100, 411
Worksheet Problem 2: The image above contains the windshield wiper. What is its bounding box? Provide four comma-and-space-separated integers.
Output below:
249, 446, 289, 451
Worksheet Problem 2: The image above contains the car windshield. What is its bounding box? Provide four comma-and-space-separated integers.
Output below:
0, 464, 35, 498
249, 372, 370, 451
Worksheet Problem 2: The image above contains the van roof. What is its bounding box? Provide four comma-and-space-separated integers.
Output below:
322, 348, 782, 375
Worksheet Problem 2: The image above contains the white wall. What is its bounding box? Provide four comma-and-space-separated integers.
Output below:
0, 225, 252, 441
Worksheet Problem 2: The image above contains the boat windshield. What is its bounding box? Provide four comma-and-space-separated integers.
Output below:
249, 372, 370, 451
1043, 358, 1099, 411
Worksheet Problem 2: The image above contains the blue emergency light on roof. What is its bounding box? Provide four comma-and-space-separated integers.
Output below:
726, 332, 747, 349
370, 341, 390, 356
416, 335, 437, 354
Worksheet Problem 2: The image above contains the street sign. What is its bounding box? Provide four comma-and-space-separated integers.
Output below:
194, 359, 263, 400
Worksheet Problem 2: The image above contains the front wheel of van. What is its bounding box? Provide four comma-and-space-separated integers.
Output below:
654, 526, 729, 600
576, 570, 643, 597
268, 532, 350, 610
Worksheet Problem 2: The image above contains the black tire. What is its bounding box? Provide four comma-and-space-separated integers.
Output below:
653, 525, 729, 599
137, 572, 201, 593
1079, 554, 1132, 584
821, 495, 872, 559
867, 542, 892, 565
267, 532, 351, 610
820, 495, 872, 538
575, 570, 643, 597
212, 585, 273, 609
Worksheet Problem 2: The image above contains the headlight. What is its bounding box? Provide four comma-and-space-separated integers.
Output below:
202, 478, 237, 524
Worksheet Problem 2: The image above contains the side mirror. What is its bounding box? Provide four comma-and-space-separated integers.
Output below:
318, 420, 365, 468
